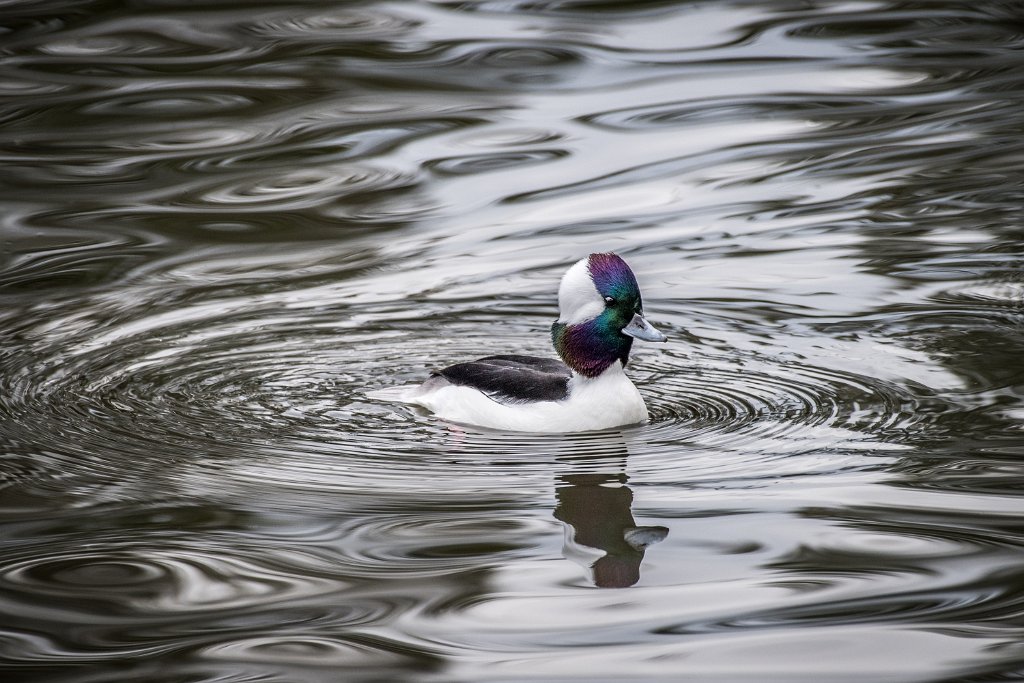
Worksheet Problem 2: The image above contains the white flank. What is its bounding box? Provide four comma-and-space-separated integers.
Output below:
375, 363, 648, 433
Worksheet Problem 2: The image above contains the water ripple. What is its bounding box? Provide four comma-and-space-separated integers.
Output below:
82, 92, 258, 117
193, 166, 417, 209
643, 347, 928, 450
0, 544, 342, 618
1, 269, 939, 514
427, 149, 566, 176
246, 8, 421, 41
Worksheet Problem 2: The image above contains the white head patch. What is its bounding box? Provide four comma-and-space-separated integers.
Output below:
556, 257, 604, 324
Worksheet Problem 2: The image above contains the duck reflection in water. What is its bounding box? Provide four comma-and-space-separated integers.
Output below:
554, 463, 668, 588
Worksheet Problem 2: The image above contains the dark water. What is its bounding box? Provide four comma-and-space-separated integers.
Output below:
2, 1, 1024, 681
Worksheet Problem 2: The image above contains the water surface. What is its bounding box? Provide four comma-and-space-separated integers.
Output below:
2, 1, 1024, 681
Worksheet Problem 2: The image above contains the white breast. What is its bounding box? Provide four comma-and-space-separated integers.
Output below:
404, 363, 649, 433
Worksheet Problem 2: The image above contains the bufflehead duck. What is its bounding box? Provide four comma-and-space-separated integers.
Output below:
374, 253, 666, 432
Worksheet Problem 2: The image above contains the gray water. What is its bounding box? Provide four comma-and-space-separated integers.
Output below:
2, 1, 1024, 681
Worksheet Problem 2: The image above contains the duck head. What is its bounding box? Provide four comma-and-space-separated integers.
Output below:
551, 253, 666, 377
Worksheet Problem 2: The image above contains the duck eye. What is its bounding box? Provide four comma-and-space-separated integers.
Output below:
604, 296, 616, 306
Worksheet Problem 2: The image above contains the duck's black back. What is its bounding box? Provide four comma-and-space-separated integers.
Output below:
433, 354, 571, 404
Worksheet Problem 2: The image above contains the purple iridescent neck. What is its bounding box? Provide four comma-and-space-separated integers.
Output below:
551, 318, 632, 377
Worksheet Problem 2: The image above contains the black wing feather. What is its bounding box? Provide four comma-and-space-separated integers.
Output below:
433, 354, 570, 403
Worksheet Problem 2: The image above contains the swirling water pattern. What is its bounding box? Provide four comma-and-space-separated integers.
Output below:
2, 1, 1024, 681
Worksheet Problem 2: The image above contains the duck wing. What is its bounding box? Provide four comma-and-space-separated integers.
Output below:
433, 354, 571, 404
